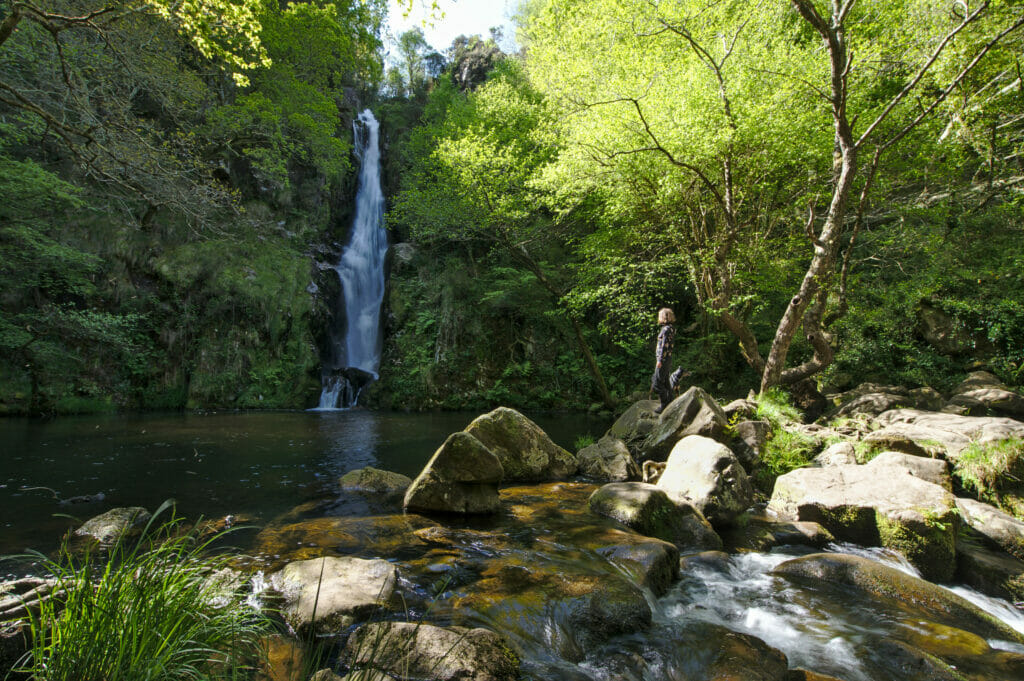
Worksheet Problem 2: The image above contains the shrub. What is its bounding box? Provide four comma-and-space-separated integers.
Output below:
753, 388, 818, 492
954, 437, 1024, 505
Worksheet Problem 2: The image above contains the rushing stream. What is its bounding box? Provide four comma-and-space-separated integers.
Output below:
3, 411, 1024, 680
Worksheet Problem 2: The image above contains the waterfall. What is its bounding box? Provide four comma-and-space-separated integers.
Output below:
316, 109, 387, 410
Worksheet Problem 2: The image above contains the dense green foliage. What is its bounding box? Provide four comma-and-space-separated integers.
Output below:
1, 0, 1022, 414
0, 0, 386, 414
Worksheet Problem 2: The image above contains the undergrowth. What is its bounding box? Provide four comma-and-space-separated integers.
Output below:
11, 503, 270, 681
753, 388, 818, 492
954, 437, 1024, 506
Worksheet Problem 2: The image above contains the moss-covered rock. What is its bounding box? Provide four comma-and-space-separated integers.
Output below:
404, 432, 504, 514
464, 407, 576, 482
588, 482, 722, 553
338, 467, 413, 498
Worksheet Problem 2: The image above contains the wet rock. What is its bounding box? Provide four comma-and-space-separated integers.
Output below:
339, 467, 412, 498
588, 482, 722, 552
345, 622, 520, 681
768, 464, 958, 581
74, 506, 150, 544
871, 638, 971, 681
785, 670, 846, 681
657, 435, 753, 527
642, 387, 728, 461
576, 436, 640, 482
731, 420, 770, 471
813, 441, 857, 466
955, 530, 1024, 602
679, 550, 731, 574
772, 553, 1024, 644
593, 531, 680, 596
0, 622, 26, 679
866, 452, 952, 491
253, 514, 436, 568
452, 567, 651, 663
674, 621, 790, 681
464, 407, 576, 481
608, 400, 661, 455
404, 432, 503, 514
270, 556, 397, 635
721, 515, 834, 552
956, 497, 1024, 560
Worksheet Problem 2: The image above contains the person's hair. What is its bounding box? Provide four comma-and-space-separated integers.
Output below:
657, 307, 675, 324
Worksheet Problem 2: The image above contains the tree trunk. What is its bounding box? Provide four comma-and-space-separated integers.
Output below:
0, 7, 22, 48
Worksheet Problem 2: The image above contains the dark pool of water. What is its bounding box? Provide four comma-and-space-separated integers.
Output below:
0, 409, 609, 557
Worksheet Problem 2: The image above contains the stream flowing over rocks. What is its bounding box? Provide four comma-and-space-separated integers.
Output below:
5, 381, 1024, 681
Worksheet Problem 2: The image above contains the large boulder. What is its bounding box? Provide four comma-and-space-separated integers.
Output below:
404, 432, 503, 514
74, 506, 150, 545
956, 497, 1024, 560
345, 622, 520, 681
464, 407, 576, 481
641, 387, 728, 461
824, 383, 944, 419
656, 435, 753, 527
608, 400, 661, 455
772, 553, 1024, 644
952, 388, 1024, 419
271, 557, 397, 635
731, 420, 769, 471
867, 451, 952, 491
339, 467, 412, 498
768, 463, 959, 581
720, 515, 834, 552
592, 531, 681, 596
588, 482, 722, 553
576, 436, 640, 482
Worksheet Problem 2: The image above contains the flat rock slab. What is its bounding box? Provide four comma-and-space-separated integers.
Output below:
272, 556, 397, 635
404, 432, 503, 514
956, 497, 1024, 560
772, 553, 1024, 645
657, 435, 753, 527
465, 407, 576, 481
768, 464, 958, 581
871, 409, 1024, 460
867, 451, 951, 490
346, 622, 520, 681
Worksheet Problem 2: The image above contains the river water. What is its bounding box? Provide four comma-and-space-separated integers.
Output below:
0, 410, 603, 557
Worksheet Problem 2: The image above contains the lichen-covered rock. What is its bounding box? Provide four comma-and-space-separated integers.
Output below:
588, 482, 722, 553
768, 464, 958, 581
642, 388, 728, 461
74, 506, 150, 544
953, 388, 1024, 419
956, 497, 1024, 560
656, 435, 753, 527
576, 436, 640, 482
866, 451, 952, 491
339, 467, 413, 497
404, 432, 503, 514
772, 553, 1024, 644
271, 556, 397, 635
346, 622, 520, 681
464, 407, 576, 481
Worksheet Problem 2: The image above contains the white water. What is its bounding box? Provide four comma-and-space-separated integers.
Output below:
316, 110, 388, 409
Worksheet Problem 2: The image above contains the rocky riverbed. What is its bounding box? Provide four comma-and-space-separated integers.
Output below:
4, 371, 1024, 680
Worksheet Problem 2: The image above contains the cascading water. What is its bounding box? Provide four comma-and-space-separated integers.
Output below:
316, 109, 387, 409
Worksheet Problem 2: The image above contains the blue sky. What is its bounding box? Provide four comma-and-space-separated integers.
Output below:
385, 0, 520, 55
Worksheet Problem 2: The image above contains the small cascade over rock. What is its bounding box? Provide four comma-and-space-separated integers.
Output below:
316, 110, 387, 409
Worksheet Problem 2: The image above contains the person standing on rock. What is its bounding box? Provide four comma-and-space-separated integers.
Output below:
651, 307, 688, 414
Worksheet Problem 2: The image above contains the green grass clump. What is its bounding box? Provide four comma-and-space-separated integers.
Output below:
753, 388, 819, 492
954, 437, 1024, 505
13, 505, 270, 681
